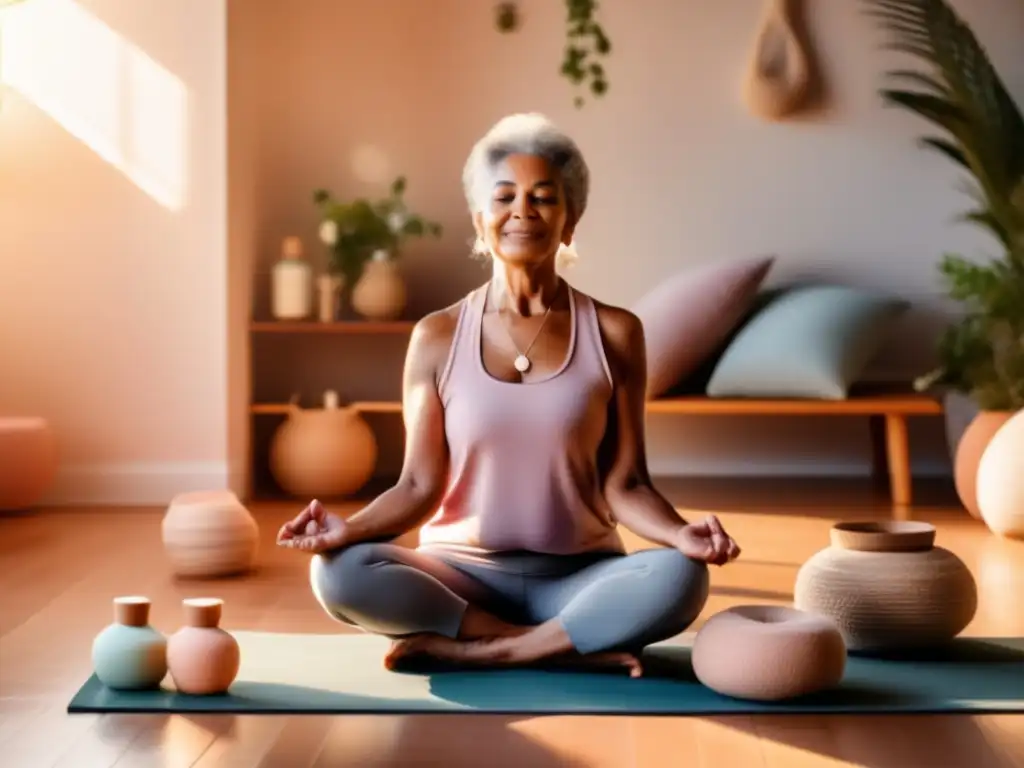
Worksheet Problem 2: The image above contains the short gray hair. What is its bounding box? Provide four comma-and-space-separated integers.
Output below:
462, 113, 590, 223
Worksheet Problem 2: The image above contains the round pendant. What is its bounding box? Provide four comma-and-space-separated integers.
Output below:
514, 355, 531, 373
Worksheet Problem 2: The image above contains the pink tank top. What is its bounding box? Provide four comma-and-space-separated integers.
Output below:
417, 281, 626, 557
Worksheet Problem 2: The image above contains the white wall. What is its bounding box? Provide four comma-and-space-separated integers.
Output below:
0, 0, 239, 503
232, 0, 1023, 482
4, 0, 1020, 505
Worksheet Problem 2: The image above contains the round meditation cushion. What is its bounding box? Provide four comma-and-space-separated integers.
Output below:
0, 417, 58, 511
691, 604, 846, 701
162, 490, 259, 578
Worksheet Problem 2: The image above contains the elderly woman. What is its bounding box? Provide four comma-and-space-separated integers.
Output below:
277, 113, 741, 676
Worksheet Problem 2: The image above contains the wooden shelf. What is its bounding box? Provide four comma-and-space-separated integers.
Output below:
255, 394, 939, 418
250, 320, 415, 334
252, 401, 402, 415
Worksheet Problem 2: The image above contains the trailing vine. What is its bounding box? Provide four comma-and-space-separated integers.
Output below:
495, 1, 611, 108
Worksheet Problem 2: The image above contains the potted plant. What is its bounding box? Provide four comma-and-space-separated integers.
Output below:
861, 0, 1024, 517
313, 176, 442, 320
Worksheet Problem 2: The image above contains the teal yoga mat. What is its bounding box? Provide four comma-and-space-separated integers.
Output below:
67, 631, 1024, 716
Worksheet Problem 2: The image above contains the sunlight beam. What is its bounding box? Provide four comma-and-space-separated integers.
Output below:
1, 0, 189, 210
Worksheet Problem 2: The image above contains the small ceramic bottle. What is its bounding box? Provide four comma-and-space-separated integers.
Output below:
166, 598, 240, 695
316, 273, 342, 323
271, 236, 312, 320
91, 596, 168, 690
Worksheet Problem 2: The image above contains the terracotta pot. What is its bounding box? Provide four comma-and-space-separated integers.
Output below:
351, 251, 407, 321
793, 521, 977, 652
269, 403, 377, 498
167, 598, 240, 695
162, 490, 259, 578
91, 596, 167, 691
976, 408, 1024, 539
954, 411, 1014, 518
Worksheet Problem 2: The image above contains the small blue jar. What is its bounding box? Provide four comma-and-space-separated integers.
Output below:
91, 596, 168, 690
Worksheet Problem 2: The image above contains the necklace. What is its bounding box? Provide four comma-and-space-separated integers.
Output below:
496, 282, 561, 374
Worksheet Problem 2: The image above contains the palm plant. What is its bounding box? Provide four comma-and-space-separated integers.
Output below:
861, 0, 1024, 410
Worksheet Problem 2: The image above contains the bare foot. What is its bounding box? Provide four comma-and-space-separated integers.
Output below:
546, 651, 644, 678
384, 634, 502, 671
383, 634, 643, 677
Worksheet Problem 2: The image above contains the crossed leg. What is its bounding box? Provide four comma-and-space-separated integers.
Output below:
310, 542, 709, 675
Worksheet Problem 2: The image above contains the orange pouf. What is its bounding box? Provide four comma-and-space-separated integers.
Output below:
0, 417, 58, 511
162, 490, 259, 578
692, 605, 846, 701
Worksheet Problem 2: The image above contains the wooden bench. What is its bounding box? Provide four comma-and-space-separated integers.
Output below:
646, 385, 945, 508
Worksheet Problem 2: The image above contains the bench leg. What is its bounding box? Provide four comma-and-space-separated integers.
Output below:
868, 415, 888, 484
885, 413, 912, 513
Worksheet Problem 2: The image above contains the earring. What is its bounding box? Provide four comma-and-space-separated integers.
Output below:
557, 241, 579, 269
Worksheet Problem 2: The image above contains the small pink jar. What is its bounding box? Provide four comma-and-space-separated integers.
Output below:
166, 598, 240, 695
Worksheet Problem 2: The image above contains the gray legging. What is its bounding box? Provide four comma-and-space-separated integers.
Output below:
310, 543, 709, 654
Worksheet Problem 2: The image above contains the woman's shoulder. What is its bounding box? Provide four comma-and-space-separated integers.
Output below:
407, 290, 478, 365
585, 293, 644, 352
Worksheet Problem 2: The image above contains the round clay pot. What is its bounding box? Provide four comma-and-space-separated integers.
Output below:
692, 605, 846, 701
954, 411, 1014, 518
167, 598, 240, 695
91, 596, 168, 690
162, 490, 259, 578
269, 404, 377, 498
976, 408, 1024, 539
0, 417, 58, 511
351, 252, 407, 321
794, 521, 977, 653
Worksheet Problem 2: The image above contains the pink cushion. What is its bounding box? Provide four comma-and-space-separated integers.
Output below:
633, 256, 775, 398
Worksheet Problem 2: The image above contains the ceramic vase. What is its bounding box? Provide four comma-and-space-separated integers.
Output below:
167, 598, 240, 695
794, 521, 977, 653
954, 410, 1014, 519
162, 490, 260, 578
351, 250, 407, 321
976, 408, 1024, 539
91, 596, 168, 690
269, 400, 378, 498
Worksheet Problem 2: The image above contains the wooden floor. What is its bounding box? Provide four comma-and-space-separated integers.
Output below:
2, 478, 1023, 767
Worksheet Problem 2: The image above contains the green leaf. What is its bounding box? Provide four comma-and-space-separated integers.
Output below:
918, 136, 968, 167
860, 0, 1024, 410
886, 69, 951, 96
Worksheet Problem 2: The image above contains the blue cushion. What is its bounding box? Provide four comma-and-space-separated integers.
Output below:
705, 285, 909, 400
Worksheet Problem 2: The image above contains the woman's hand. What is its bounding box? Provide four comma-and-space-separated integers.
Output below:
276, 499, 349, 554
675, 515, 741, 566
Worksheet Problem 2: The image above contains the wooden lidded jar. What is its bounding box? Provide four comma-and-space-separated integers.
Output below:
794, 521, 977, 653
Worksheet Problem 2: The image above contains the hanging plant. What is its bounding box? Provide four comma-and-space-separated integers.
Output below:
495, 0, 612, 108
